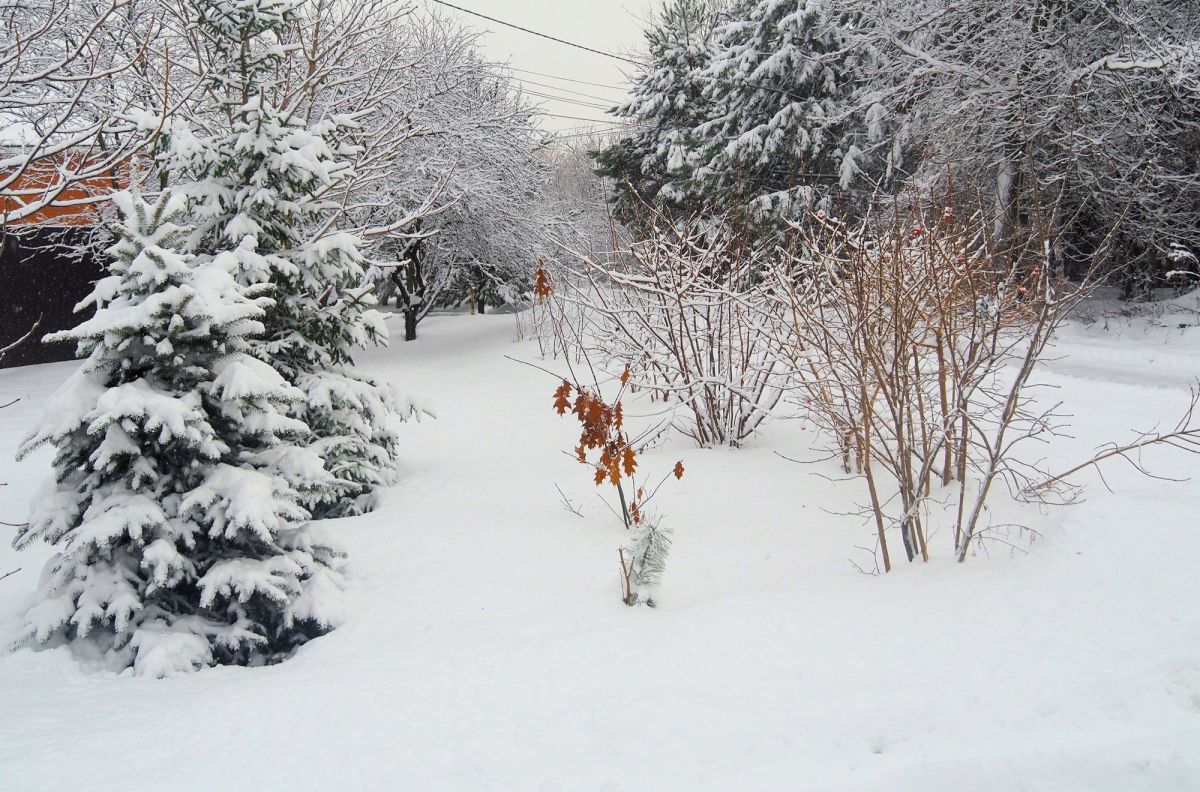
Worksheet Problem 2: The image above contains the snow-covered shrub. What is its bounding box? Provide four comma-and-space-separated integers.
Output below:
767, 208, 1100, 569
12, 190, 346, 676
560, 218, 786, 447
521, 259, 593, 362
1166, 245, 1199, 292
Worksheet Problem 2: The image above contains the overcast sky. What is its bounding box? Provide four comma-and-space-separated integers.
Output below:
423, 0, 650, 134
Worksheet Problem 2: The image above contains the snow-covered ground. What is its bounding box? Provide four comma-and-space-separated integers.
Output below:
1, 309, 1199, 790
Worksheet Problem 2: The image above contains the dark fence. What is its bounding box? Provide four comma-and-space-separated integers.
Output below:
0, 226, 104, 368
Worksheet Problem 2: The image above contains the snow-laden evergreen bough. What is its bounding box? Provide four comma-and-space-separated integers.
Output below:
593, 0, 718, 224
13, 191, 348, 677
687, 0, 890, 220
595, 0, 890, 229
163, 0, 419, 516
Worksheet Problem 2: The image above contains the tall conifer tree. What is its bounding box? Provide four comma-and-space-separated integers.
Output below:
165, 0, 416, 517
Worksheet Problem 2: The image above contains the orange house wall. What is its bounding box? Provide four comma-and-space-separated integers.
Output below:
2, 154, 134, 227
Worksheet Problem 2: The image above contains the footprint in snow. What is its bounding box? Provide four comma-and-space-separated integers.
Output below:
1167, 668, 1200, 713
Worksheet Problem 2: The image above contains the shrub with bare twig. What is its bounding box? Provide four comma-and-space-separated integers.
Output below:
554, 218, 786, 448
764, 202, 1104, 569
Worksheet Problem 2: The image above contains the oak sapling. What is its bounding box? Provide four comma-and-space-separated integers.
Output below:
538, 264, 685, 606
552, 369, 684, 606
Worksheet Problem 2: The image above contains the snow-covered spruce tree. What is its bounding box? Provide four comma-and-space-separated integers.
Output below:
13, 190, 347, 676
688, 0, 889, 223
593, 0, 718, 225
166, 0, 414, 516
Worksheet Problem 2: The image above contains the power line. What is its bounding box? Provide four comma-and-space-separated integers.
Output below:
521, 89, 613, 112
538, 111, 630, 124
504, 66, 628, 91
551, 130, 635, 142
554, 121, 647, 133
428, 0, 644, 66
512, 76, 624, 105
534, 112, 652, 129
551, 126, 650, 140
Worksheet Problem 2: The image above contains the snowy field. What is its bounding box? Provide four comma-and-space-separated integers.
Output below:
2, 308, 1199, 790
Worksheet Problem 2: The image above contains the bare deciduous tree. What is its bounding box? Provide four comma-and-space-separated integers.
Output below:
1, 0, 165, 225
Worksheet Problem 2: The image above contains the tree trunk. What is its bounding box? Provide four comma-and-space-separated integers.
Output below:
404, 309, 418, 341
476, 296, 486, 315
